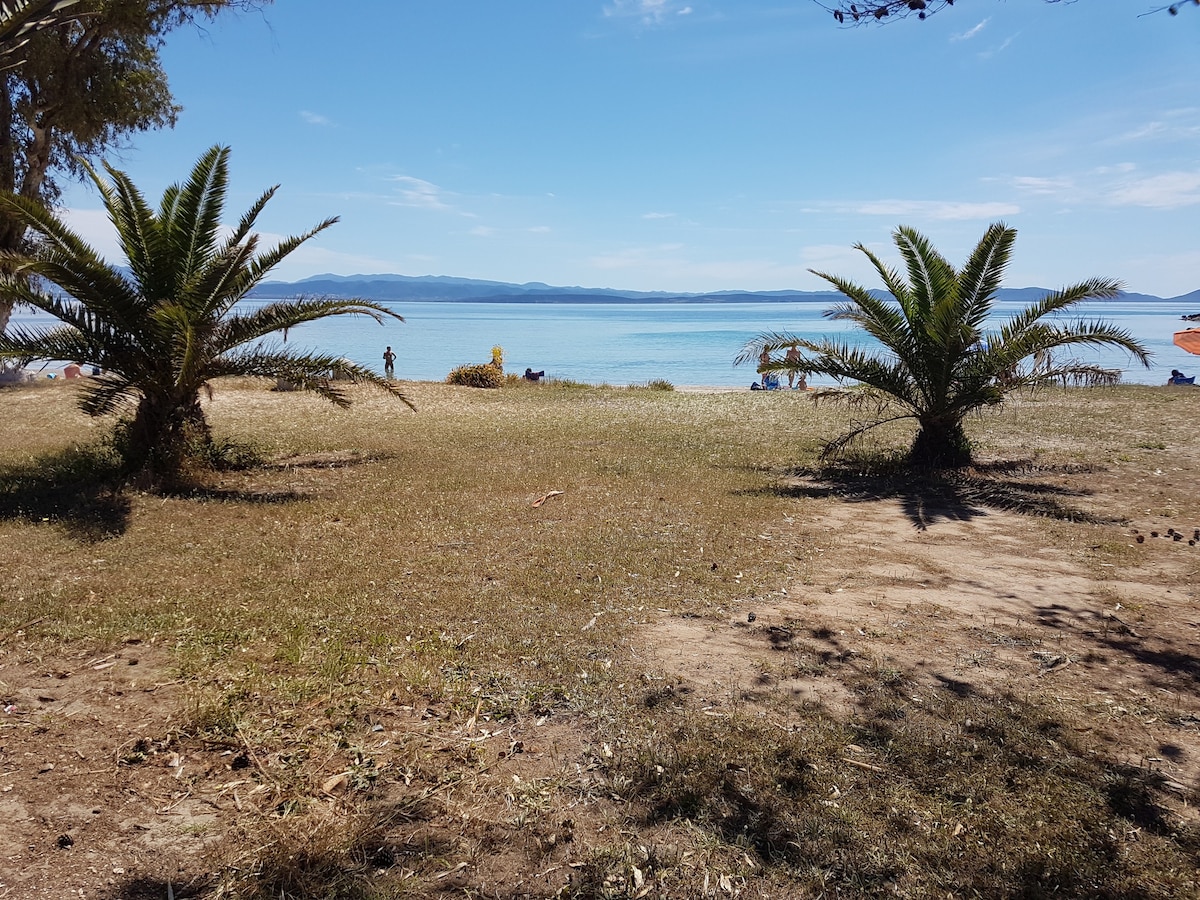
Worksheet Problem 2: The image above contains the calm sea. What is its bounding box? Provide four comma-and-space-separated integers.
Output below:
11, 297, 1198, 387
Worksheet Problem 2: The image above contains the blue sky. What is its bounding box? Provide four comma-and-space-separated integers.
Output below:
60, 1, 1200, 297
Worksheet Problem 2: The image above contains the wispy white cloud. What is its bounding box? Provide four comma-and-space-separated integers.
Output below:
642, 211, 676, 219
527, 225, 552, 233
1109, 115, 1200, 145
853, 200, 1020, 220
978, 34, 1016, 60
604, 0, 693, 24
1011, 175, 1075, 196
1010, 164, 1200, 209
1106, 170, 1200, 209
300, 110, 333, 127
951, 18, 988, 41
589, 243, 687, 270
469, 225, 497, 237
388, 176, 453, 211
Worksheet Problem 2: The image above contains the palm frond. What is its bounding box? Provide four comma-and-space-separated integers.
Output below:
807, 271, 917, 360
850, 243, 912, 310
893, 225, 956, 321
818, 412, 915, 461
225, 185, 280, 249
213, 297, 402, 354
997, 278, 1125, 346
232, 217, 340, 297
98, 160, 168, 296
0, 321, 95, 362
168, 145, 229, 285
955, 222, 1014, 326
76, 374, 143, 418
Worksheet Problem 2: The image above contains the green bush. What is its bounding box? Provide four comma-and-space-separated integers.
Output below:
446, 363, 503, 388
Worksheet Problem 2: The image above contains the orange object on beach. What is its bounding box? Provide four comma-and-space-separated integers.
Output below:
1174, 329, 1200, 356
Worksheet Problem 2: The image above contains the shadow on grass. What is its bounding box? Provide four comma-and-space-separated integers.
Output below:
163, 485, 311, 504
263, 450, 392, 471
766, 457, 1119, 530
0, 445, 316, 541
0, 445, 131, 541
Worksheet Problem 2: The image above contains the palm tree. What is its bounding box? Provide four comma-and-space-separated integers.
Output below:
739, 223, 1150, 468
0, 144, 413, 479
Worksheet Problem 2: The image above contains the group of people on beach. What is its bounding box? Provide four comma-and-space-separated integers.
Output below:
753, 345, 807, 391
383, 346, 546, 382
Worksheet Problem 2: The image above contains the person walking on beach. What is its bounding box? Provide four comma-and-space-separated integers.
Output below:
383, 346, 396, 377
785, 344, 803, 390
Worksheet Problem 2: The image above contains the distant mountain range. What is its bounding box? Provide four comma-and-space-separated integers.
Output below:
248, 273, 1200, 306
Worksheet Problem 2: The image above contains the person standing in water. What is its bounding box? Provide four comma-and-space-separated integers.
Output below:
383, 346, 396, 377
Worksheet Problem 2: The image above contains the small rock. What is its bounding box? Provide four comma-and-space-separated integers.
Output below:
56, 834, 73, 849
322, 772, 350, 794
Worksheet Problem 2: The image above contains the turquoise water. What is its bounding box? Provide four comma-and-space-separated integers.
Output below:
10, 298, 1197, 387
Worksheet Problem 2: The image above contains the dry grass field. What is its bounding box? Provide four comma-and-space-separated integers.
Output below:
2, 376, 1200, 899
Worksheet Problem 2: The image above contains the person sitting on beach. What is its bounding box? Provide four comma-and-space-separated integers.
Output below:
523, 367, 545, 382
1168, 369, 1196, 385
758, 348, 774, 388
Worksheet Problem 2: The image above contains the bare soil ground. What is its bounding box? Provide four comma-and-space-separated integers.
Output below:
651, 495, 1200, 793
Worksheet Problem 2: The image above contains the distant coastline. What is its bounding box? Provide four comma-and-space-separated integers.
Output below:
251, 292, 842, 305
249, 273, 1200, 307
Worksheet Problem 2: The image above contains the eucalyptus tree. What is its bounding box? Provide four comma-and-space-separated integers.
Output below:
0, 1, 83, 65
0, 145, 411, 480
0, 0, 272, 335
739, 223, 1150, 468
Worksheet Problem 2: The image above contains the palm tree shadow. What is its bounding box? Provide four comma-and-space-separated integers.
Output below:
0, 446, 324, 542
772, 458, 1119, 531
0, 447, 131, 542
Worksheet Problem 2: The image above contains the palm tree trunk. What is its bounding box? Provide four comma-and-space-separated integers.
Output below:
123, 392, 212, 480
910, 416, 972, 469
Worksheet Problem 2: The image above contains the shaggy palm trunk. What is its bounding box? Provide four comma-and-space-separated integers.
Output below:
122, 393, 212, 481
910, 416, 972, 469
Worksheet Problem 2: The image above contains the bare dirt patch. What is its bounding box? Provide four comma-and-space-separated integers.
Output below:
648, 475, 1200, 813
0, 640, 211, 897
